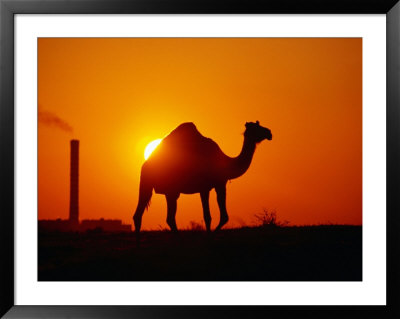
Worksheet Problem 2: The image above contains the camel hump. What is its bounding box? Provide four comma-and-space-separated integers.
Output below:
164, 122, 204, 143
170, 122, 200, 137
161, 122, 220, 155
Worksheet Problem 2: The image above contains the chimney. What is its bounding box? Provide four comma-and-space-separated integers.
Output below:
69, 140, 79, 223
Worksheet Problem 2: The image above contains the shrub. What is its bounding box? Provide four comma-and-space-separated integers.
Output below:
254, 209, 289, 228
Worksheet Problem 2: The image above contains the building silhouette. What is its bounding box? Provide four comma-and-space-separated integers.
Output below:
69, 139, 79, 226
39, 139, 131, 233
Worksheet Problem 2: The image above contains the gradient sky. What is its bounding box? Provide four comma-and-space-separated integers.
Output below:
38, 38, 362, 229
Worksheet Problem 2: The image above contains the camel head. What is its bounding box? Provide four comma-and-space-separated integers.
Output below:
244, 121, 272, 143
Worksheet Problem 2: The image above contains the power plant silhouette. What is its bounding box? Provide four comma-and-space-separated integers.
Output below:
69, 139, 79, 226
39, 140, 131, 232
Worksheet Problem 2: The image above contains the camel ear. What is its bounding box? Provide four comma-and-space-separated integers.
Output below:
245, 122, 250, 128
256, 120, 260, 126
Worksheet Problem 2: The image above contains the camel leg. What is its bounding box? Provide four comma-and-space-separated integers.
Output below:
215, 184, 229, 231
133, 194, 151, 235
200, 191, 211, 232
133, 199, 148, 245
133, 167, 153, 235
166, 194, 179, 232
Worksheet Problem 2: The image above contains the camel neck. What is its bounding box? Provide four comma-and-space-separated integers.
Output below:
228, 135, 256, 180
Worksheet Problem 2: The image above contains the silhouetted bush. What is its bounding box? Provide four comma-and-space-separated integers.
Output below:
254, 209, 289, 228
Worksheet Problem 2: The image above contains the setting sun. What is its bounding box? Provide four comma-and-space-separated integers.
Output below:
144, 139, 162, 160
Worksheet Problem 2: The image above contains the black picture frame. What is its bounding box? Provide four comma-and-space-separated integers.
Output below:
1, 0, 399, 318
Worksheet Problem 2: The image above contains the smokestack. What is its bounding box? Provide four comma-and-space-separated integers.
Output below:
69, 140, 79, 223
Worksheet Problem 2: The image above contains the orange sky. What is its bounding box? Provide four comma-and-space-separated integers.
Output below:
38, 38, 362, 229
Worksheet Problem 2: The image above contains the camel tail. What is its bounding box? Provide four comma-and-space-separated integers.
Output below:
133, 165, 153, 232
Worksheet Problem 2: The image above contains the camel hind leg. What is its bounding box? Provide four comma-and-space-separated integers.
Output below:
133, 168, 153, 234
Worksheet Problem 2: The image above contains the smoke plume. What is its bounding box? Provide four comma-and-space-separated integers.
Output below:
38, 109, 73, 133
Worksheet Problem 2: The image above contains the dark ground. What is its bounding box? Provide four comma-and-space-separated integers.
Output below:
38, 225, 362, 281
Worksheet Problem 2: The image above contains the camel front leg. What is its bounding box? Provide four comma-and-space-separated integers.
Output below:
215, 183, 229, 231
166, 193, 179, 232
200, 191, 211, 232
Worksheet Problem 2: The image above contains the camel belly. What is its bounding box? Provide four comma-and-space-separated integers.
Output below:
153, 173, 218, 195
147, 157, 226, 195
154, 188, 206, 195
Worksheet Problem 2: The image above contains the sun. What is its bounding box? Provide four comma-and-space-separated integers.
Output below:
144, 138, 162, 160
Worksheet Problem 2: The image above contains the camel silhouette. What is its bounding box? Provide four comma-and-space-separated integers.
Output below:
133, 121, 272, 233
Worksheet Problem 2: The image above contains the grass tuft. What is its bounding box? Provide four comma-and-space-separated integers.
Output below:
254, 209, 289, 228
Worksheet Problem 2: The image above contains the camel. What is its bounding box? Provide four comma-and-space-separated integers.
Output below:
133, 121, 272, 233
